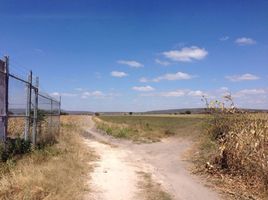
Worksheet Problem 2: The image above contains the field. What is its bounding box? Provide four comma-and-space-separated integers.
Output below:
97, 113, 268, 199
0, 116, 97, 200
95, 114, 206, 142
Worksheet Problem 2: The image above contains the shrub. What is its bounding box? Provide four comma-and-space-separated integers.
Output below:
1, 138, 32, 161
164, 129, 175, 136
116, 128, 129, 138
185, 110, 191, 114
95, 112, 100, 116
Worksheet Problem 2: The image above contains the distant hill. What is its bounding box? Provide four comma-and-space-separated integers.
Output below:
64, 110, 94, 115
145, 108, 268, 114
62, 108, 268, 116
145, 108, 206, 114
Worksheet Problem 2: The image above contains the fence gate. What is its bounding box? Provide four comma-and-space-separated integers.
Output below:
0, 57, 8, 142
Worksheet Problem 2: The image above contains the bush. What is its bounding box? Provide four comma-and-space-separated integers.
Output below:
1, 138, 32, 161
185, 110, 191, 114
95, 112, 100, 116
164, 129, 175, 136
116, 128, 129, 138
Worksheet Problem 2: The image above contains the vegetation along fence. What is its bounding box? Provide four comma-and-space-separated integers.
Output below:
0, 56, 61, 147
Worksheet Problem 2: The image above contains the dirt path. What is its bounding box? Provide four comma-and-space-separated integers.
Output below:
84, 116, 220, 200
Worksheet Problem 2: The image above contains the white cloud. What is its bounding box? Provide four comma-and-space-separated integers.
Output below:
155, 59, 171, 66
220, 36, 229, 41
82, 90, 105, 99
153, 72, 194, 82
162, 46, 208, 62
226, 73, 260, 82
117, 60, 144, 68
140, 89, 205, 98
235, 37, 256, 45
234, 89, 266, 97
139, 77, 149, 83
61, 93, 78, 97
220, 87, 229, 91
50, 92, 77, 97
188, 90, 205, 97
132, 85, 155, 92
160, 90, 186, 97
110, 71, 128, 77
50, 92, 60, 96
139, 72, 194, 83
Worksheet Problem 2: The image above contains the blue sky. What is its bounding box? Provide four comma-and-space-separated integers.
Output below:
0, 0, 267, 111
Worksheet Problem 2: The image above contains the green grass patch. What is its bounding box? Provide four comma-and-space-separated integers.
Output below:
96, 115, 206, 142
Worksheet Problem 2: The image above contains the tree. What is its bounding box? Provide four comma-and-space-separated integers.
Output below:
95, 112, 100, 116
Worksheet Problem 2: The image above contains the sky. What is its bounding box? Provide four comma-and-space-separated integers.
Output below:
0, 0, 267, 112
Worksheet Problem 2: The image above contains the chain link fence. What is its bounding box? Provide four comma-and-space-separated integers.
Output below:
0, 56, 61, 146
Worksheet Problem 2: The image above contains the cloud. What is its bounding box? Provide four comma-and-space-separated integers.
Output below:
50, 92, 77, 97
220, 87, 229, 91
139, 77, 149, 83
110, 71, 128, 77
61, 93, 78, 97
234, 89, 266, 97
117, 60, 144, 68
132, 85, 155, 92
153, 72, 194, 82
50, 92, 60, 96
155, 59, 171, 66
140, 72, 194, 83
160, 90, 186, 97
220, 36, 229, 41
81, 90, 105, 99
162, 46, 208, 62
188, 90, 206, 97
141, 89, 205, 97
235, 37, 256, 45
226, 73, 260, 82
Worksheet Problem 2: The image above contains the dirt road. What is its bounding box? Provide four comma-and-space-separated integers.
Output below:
84, 116, 220, 200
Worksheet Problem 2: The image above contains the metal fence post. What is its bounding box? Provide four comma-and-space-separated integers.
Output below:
50, 99, 53, 135
24, 71, 32, 141
32, 77, 39, 146
0, 56, 9, 144
58, 96, 61, 134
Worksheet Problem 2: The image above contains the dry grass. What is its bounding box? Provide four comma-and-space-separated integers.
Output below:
95, 115, 205, 142
7, 118, 25, 138
137, 172, 172, 200
0, 115, 97, 200
7, 116, 60, 145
